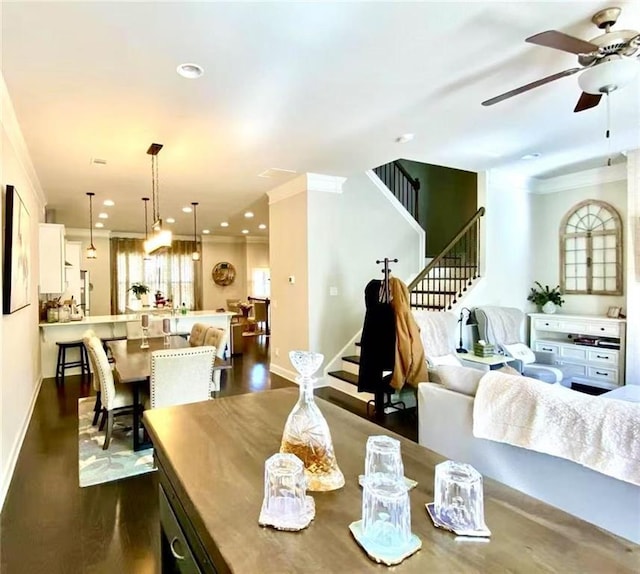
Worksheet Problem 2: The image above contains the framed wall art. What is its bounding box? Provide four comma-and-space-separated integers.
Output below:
3, 185, 31, 314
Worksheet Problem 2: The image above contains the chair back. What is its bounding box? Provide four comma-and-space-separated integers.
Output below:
412, 310, 460, 365
189, 322, 209, 346
150, 346, 215, 409
82, 329, 100, 392
475, 306, 524, 347
226, 299, 241, 313
203, 327, 226, 358
253, 300, 268, 323
83, 335, 117, 410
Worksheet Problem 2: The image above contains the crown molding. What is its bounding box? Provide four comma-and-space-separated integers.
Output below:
268, 173, 346, 205
530, 163, 627, 194
1, 73, 47, 208
244, 236, 268, 244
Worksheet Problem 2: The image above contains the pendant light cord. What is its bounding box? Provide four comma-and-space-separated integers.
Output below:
88, 193, 94, 247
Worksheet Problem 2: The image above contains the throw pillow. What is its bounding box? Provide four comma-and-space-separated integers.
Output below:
503, 343, 536, 365
429, 365, 484, 397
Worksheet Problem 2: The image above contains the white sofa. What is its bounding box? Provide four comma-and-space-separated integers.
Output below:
417, 380, 640, 543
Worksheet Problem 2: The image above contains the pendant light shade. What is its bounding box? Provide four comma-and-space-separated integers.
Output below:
146, 143, 172, 254
191, 202, 200, 261
86, 192, 97, 259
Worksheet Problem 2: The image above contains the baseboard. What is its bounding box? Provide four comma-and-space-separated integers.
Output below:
0, 375, 43, 512
270, 363, 298, 384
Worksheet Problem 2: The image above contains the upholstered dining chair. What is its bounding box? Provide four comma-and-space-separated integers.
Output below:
83, 334, 137, 450
82, 329, 103, 425
149, 346, 215, 409
188, 322, 209, 347
475, 306, 563, 384
203, 326, 227, 392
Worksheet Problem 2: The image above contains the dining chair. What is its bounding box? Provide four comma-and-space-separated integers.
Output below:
82, 329, 103, 425
150, 346, 215, 408
83, 334, 137, 450
203, 326, 227, 392
188, 322, 209, 347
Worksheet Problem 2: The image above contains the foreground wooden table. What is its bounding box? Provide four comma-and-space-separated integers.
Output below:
144, 388, 638, 573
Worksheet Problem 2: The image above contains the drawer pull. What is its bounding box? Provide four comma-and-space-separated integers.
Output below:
542, 347, 553, 352
170, 537, 186, 561
595, 371, 608, 376
600, 327, 605, 331
596, 355, 609, 359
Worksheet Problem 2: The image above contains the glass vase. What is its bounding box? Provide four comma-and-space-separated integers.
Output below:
280, 350, 345, 492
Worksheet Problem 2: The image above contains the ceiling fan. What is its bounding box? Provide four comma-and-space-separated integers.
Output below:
482, 7, 640, 112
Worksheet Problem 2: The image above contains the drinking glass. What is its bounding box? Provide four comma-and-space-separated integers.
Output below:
364, 435, 404, 482
258, 453, 315, 531
434, 460, 484, 531
361, 475, 411, 549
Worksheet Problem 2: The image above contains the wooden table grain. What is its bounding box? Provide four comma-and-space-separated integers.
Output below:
144, 388, 638, 573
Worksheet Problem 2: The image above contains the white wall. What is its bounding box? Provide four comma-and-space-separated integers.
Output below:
530, 174, 627, 315
307, 171, 423, 372
1, 73, 47, 509
625, 150, 639, 385
201, 237, 248, 311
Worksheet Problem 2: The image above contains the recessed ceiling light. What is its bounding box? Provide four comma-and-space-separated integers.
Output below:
95, 222, 104, 228
258, 223, 267, 230
98, 212, 109, 219
202, 229, 210, 234
176, 63, 204, 79
521, 153, 541, 160
166, 217, 175, 223
182, 206, 192, 213
220, 222, 229, 227
103, 199, 115, 207
244, 211, 254, 218
242, 229, 249, 234
395, 133, 414, 144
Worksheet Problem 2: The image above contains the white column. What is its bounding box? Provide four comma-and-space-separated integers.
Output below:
625, 149, 640, 385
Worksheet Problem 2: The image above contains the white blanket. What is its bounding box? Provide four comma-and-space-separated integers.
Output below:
473, 372, 640, 486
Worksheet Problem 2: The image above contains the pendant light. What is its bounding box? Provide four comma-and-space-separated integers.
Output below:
142, 197, 152, 260
191, 202, 200, 261
86, 192, 97, 259
145, 142, 172, 254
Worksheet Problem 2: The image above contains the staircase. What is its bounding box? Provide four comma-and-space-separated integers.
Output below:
326, 207, 485, 411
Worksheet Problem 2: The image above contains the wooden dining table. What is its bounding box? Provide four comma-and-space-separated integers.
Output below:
108, 336, 230, 451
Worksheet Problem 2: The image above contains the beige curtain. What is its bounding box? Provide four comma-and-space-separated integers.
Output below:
110, 238, 202, 313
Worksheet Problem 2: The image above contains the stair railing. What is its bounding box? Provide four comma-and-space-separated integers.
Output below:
408, 207, 485, 310
373, 161, 420, 222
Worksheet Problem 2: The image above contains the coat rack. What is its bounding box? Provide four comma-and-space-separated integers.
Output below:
376, 258, 398, 303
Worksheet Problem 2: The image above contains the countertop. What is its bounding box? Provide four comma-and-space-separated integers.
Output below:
39, 310, 236, 327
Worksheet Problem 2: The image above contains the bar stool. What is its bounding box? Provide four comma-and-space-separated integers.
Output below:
55, 340, 90, 386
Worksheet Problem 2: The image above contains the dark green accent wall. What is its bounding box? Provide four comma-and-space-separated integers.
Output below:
397, 160, 477, 257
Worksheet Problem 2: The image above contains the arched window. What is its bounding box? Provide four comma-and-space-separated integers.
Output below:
560, 200, 622, 295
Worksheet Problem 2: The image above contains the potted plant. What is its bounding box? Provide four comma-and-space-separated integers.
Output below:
527, 281, 565, 314
129, 282, 150, 300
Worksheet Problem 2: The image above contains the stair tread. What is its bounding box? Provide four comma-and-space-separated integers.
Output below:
342, 355, 360, 365
328, 370, 359, 386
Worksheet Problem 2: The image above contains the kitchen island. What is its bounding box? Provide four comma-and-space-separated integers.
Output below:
144, 388, 637, 573
39, 310, 235, 379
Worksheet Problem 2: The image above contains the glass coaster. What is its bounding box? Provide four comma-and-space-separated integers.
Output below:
425, 503, 491, 538
358, 475, 418, 490
349, 520, 422, 566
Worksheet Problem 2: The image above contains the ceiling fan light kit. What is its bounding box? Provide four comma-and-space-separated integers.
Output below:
482, 6, 639, 111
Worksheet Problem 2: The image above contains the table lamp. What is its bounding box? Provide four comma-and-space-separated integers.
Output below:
456, 308, 475, 354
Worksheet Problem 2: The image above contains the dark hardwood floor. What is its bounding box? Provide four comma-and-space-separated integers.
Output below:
0, 336, 416, 573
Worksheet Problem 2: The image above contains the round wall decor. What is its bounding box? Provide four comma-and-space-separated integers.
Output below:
212, 262, 236, 286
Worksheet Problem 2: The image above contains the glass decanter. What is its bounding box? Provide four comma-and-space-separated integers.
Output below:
280, 350, 345, 492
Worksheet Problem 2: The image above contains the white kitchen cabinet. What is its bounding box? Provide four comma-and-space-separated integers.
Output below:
529, 313, 626, 390
38, 223, 66, 294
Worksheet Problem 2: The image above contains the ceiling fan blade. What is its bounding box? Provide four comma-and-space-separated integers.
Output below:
526, 30, 599, 55
482, 68, 582, 106
574, 91, 602, 112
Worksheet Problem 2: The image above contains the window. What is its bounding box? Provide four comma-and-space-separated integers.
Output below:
251, 267, 271, 298
111, 238, 200, 313
560, 200, 622, 295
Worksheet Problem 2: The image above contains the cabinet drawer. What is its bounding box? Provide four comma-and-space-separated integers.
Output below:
557, 362, 587, 377
587, 366, 618, 383
560, 346, 587, 361
587, 349, 618, 365
559, 321, 588, 333
535, 342, 559, 354
534, 319, 561, 331
586, 323, 620, 337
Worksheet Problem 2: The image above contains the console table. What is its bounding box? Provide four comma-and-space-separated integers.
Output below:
529, 313, 626, 389
144, 388, 637, 573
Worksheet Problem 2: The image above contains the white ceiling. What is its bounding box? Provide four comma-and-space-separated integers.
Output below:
2, 2, 639, 236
